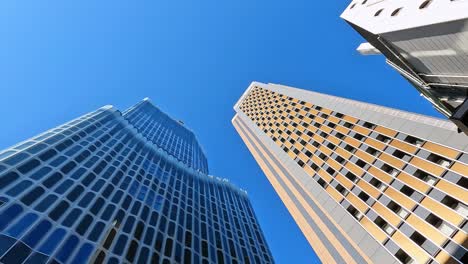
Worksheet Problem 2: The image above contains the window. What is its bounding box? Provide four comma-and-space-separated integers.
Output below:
392, 150, 408, 159
404, 135, 423, 146
62, 208, 82, 227
3, 152, 29, 166
317, 178, 327, 188
297, 160, 305, 168
347, 205, 362, 220
358, 191, 370, 202
457, 177, 468, 189
374, 9, 384, 17
395, 249, 413, 264
413, 170, 436, 185
374, 216, 393, 234
376, 134, 390, 143
356, 159, 366, 168
335, 156, 345, 165
344, 144, 355, 153
427, 154, 450, 168
0, 204, 24, 230
17, 159, 40, 174
0, 240, 32, 263
336, 132, 345, 140
400, 185, 414, 197
43, 172, 63, 188
49, 201, 70, 221
345, 172, 357, 182
76, 214, 93, 235
409, 231, 426, 246
369, 177, 384, 190
0, 172, 19, 191
35, 194, 58, 212
387, 201, 408, 218
353, 133, 364, 141
335, 184, 348, 196
326, 167, 335, 176
23, 220, 53, 248
441, 196, 468, 216
343, 122, 354, 129
362, 122, 375, 129
381, 164, 397, 176
391, 7, 403, 16
39, 149, 57, 162
6, 180, 32, 197
56, 235, 79, 263
365, 147, 379, 156
419, 0, 432, 9
6, 213, 38, 238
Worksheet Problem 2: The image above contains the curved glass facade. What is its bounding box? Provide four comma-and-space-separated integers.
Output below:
0, 100, 273, 264
123, 99, 209, 174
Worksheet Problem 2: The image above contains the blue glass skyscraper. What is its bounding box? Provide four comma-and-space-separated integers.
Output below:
0, 99, 273, 264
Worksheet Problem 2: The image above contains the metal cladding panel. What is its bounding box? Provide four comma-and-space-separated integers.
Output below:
382, 19, 468, 86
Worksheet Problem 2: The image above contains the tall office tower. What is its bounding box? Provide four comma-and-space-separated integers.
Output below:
0, 98, 273, 264
233, 82, 468, 264
341, 0, 468, 134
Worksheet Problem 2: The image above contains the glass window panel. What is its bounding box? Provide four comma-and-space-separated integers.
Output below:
6, 213, 38, 238
21, 186, 45, 206
23, 220, 52, 248
101, 204, 116, 221
18, 159, 41, 174
76, 214, 93, 235
70, 243, 94, 264
56, 235, 79, 263
42, 172, 63, 188
38, 228, 66, 255
0, 204, 24, 231
30, 167, 52, 180
26, 143, 48, 155
62, 208, 82, 227
0, 171, 20, 191
6, 180, 33, 197
113, 235, 128, 255
48, 201, 70, 221
0, 241, 32, 264
34, 194, 58, 212
3, 152, 29, 166
0, 150, 16, 161
78, 192, 95, 208
88, 222, 105, 242
54, 179, 74, 195
0, 234, 16, 258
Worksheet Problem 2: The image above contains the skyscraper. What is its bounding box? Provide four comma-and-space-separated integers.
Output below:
341, 0, 468, 134
233, 82, 468, 264
0, 98, 273, 264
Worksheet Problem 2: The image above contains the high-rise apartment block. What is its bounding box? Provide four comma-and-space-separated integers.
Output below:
0, 99, 273, 264
233, 82, 468, 264
341, 0, 468, 134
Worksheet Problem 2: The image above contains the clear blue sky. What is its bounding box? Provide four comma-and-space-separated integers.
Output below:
0, 1, 442, 263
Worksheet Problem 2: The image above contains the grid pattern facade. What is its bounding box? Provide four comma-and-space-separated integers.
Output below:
237, 85, 468, 264
0, 101, 273, 264
124, 99, 209, 174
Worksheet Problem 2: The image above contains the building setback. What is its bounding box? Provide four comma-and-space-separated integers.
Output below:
0, 98, 273, 264
233, 82, 467, 264
341, 0, 468, 134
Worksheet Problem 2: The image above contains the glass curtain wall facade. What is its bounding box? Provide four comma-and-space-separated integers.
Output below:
0, 99, 273, 264
233, 82, 468, 264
